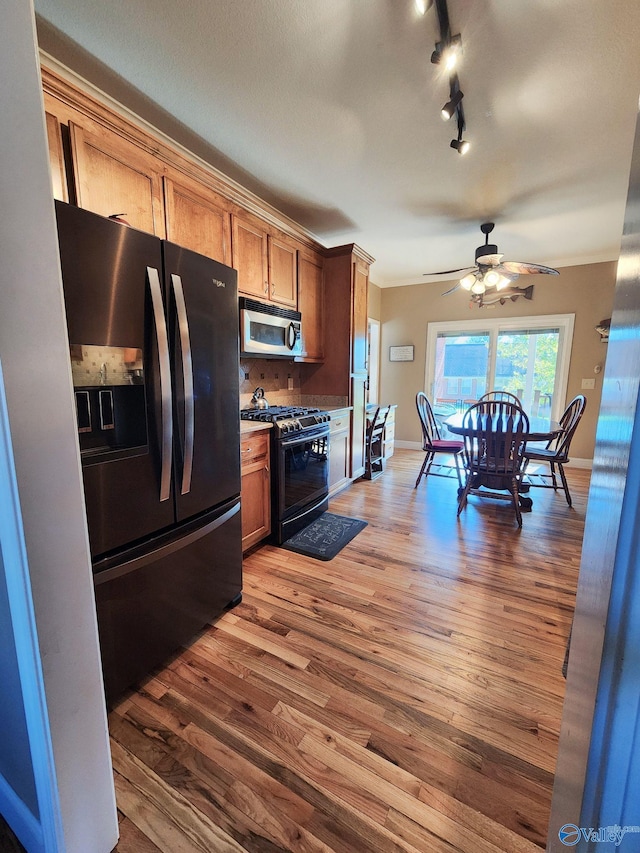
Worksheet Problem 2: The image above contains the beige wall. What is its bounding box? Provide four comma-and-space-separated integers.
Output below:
369, 281, 382, 321
374, 261, 617, 462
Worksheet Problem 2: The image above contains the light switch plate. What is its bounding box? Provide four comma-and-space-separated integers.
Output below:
581, 378, 596, 390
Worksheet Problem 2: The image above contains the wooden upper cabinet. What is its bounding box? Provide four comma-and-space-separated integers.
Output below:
45, 112, 68, 202
232, 214, 269, 300
268, 236, 297, 308
352, 258, 369, 374
232, 213, 297, 308
164, 177, 231, 265
69, 122, 165, 236
296, 250, 324, 362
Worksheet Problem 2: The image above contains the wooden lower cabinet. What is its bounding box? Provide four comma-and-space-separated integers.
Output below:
328, 408, 351, 496
240, 429, 271, 551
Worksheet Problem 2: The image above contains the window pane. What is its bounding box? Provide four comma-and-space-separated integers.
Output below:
495, 328, 559, 428
434, 333, 490, 407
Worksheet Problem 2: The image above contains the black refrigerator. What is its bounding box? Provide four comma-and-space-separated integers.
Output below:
54, 200, 242, 705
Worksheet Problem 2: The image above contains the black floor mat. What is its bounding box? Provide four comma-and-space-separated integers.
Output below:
281, 512, 368, 561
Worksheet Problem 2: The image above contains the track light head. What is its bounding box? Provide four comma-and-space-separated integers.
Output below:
441, 89, 463, 120
415, 0, 433, 14
450, 137, 470, 155
431, 35, 462, 70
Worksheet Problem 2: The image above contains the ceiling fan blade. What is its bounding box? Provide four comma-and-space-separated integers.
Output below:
441, 283, 461, 296
501, 261, 559, 276
492, 264, 519, 282
424, 266, 475, 276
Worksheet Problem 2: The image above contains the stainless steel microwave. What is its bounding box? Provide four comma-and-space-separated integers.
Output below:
239, 297, 302, 358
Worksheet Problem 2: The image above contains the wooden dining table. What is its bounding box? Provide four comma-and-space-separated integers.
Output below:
443, 410, 562, 510
443, 411, 561, 443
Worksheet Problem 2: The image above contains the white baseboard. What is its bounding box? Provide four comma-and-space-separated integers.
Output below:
394, 441, 593, 470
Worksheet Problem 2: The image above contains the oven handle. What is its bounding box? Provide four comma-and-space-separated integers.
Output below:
280, 427, 330, 447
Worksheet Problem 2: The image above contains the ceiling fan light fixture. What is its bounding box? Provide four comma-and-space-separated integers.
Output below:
459, 272, 476, 291
495, 275, 512, 291
471, 279, 486, 295
441, 89, 463, 120
450, 137, 470, 155
484, 269, 501, 288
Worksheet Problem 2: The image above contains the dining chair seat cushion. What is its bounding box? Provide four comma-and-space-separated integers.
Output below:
524, 447, 568, 462
427, 439, 464, 452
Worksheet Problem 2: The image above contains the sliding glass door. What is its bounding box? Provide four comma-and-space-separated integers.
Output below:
426, 314, 574, 427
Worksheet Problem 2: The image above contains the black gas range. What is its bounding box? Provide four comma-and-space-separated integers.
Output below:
241, 405, 330, 436
241, 406, 331, 543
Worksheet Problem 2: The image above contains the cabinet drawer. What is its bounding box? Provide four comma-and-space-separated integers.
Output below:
330, 416, 349, 433
240, 431, 270, 469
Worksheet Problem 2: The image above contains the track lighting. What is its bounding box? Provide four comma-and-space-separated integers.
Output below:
426, 0, 471, 155
450, 136, 470, 155
415, 0, 433, 14
430, 35, 461, 71
441, 89, 463, 120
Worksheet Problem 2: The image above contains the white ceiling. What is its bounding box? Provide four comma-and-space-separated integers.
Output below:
35, 0, 640, 287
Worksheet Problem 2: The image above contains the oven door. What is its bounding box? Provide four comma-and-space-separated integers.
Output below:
275, 426, 330, 541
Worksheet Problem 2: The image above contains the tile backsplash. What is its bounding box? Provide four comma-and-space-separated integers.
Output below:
239, 358, 347, 410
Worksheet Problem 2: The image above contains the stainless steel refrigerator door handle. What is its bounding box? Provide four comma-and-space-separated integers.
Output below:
147, 266, 172, 501
171, 273, 194, 495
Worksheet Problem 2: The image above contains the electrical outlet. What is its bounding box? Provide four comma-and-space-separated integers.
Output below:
581, 378, 595, 390
287, 377, 294, 390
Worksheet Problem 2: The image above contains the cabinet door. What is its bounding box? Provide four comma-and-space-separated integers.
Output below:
45, 112, 68, 201
329, 409, 351, 495
241, 432, 271, 550
350, 376, 368, 480
297, 252, 324, 361
268, 236, 297, 307
384, 407, 396, 459
69, 122, 165, 236
164, 177, 231, 265
352, 258, 369, 374
232, 215, 269, 300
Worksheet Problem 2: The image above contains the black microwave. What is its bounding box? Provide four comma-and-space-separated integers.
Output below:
239, 298, 302, 358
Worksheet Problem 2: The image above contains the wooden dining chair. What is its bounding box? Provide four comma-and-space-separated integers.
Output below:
457, 400, 530, 527
364, 405, 391, 480
477, 390, 522, 406
522, 394, 586, 506
415, 392, 464, 487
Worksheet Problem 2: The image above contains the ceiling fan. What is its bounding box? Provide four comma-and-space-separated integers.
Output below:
425, 222, 559, 306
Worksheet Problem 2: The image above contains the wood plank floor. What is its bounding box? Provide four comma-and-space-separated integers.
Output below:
106, 449, 588, 852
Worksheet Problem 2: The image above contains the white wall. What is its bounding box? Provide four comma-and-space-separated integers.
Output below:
0, 2, 117, 851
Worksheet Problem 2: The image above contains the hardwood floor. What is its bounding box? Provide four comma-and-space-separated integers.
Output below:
108, 449, 589, 853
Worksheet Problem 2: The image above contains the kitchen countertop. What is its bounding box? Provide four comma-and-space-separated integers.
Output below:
240, 420, 273, 435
